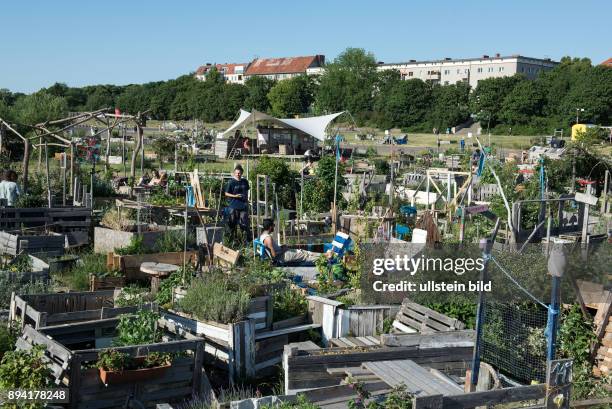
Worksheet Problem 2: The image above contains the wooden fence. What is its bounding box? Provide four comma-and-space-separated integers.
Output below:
10, 290, 154, 329
16, 318, 208, 409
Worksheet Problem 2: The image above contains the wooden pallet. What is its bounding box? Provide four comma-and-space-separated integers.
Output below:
392, 298, 465, 334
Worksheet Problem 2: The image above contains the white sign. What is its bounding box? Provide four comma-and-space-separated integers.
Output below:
467, 132, 473, 138
106, 156, 123, 165
574, 192, 597, 206
411, 228, 428, 244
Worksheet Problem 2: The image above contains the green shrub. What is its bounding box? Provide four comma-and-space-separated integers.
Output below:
58, 253, 115, 291
153, 229, 195, 253
0, 274, 48, 309
155, 266, 193, 308
114, 285, 151, 307
114, 309, 161, 346
114, 234, 147, 255
0, 345, 53, 409
273, 288, 307, 321
179, 277, 250, 324
0, 322, 18, 357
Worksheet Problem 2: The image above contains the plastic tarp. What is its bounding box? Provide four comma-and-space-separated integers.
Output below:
219, 109, 344, 141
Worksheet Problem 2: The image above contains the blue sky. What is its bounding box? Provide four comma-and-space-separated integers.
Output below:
1, 0, 610, 93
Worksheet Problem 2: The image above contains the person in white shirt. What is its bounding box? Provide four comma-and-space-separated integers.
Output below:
260, 218, 321, 266
0, 170, 21, 206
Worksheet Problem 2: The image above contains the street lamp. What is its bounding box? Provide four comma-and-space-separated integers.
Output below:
575, 108, 585, 124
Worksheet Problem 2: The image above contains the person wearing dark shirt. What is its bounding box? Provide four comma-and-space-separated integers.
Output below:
225, 164, 251, 241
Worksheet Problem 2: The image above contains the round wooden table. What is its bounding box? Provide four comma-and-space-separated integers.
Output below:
140, 262, 180, 294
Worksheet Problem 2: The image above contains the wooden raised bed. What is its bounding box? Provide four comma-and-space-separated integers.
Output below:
16, 317, 208, 409
282, 341, 473, 395
10, 290, 155, 329
0, 255, 50, 283
0, 230, 65, 256
162, 294, 320, 381
94, 226, 182, 254
0, 206, 91, 247
307, 295, 400, 344
106, 251, 198, 281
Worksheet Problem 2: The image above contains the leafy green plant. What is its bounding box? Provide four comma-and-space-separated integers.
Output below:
56, 252, 117, 291
155, 266, 193, 308
0, 321, 18, 357
114, 285, 150, 307
273, 288, 307, 321
5, 254, 33, 273
143, 352, 172, 368
114, 309, 161, 346
114, 234, 147, 255
0, 345, 52, 409
179, 277, 250, 324
96, 349, 132, 371
153, 229, 195, 253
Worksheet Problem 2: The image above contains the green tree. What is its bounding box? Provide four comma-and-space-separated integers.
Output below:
249, 156, 300, 208
428, 81, 471, 130
469, 75, 524, 128
315, 48, 378, 120
302, 155, 346, 213
13, 91, 68, 124
374, 79, 432, 129
498, 79, 546, 126
267, 75, 314, 117
244, 76, 275, 112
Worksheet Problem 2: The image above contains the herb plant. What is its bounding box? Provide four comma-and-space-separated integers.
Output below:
114, 309, 161, 346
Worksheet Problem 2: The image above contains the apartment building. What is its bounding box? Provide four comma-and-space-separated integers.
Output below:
377, 54, 558, 88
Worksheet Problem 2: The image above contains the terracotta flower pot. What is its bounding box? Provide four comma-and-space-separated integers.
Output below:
98, 357, 170, 385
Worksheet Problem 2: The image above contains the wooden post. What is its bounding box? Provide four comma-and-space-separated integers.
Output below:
22, 139, 30, 192
38, 136, 42, 172
581, 184, 592, 246
412, 394, 443, 409
130, 120, 143, 183
545, 359, 572, 409
547, 245, 565, 362
601, 170, 609, 214
44, 142, 51, 208
470, 218, 500, 391
105, 120, 111, 172
122, 126, 127, 177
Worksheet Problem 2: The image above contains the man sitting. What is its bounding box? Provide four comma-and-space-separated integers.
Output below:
260, 218, 320, 266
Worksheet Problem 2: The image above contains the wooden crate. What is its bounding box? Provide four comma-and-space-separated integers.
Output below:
307, 295, 399, 343
10, 290, 155, 329
106, 251, 198, 281
16, 318, 208, 409
89, 275, 127, 291
0, 231, 65, 256
161, 296, 317, 381
392, 298, 465, 334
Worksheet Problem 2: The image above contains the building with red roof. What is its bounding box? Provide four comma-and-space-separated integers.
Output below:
601, 58, 612, 67
194, 63, 249, 84
244, 55, 325, 81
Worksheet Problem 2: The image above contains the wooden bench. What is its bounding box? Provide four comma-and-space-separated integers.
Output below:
392, 299, 465, 334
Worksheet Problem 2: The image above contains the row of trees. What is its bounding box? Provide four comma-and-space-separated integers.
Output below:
2, 49, 611, 135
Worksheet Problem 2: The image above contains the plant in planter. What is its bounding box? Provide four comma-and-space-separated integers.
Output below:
178, 276, 250, 324
114, 235, 148, 256
155, 266, 193, 309
114, 285, 151, 308
273, 287, 307, 321
114, 309, 161, 346
0, 321, 18, 359
96, 349, 172, 385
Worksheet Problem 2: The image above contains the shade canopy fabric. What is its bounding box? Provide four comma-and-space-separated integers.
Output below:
219, 109, 345, 141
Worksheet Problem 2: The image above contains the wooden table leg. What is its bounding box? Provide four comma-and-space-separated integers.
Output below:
151, 276, 161, 295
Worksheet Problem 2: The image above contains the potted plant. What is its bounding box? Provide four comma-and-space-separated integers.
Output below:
97, 349, 172, 385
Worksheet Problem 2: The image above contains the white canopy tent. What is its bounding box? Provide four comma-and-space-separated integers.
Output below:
219, 109, 345, 141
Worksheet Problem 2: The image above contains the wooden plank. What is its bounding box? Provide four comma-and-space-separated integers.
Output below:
382, 330, 476, 348
439, 384, 546, 409
255, 323, 321, 340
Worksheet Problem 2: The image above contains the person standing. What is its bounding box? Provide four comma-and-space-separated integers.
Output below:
0, 170, 21, 206
224, 164, 251, 241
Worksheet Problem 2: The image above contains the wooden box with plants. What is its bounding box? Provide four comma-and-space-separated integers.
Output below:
12, 309, 208, 409
161, 264, 320, 381
94, 207, 185, 254
9, 288, 155, 329
0, 254, 51, 318
0, 230, 66, 256
104, 229, 199, 281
